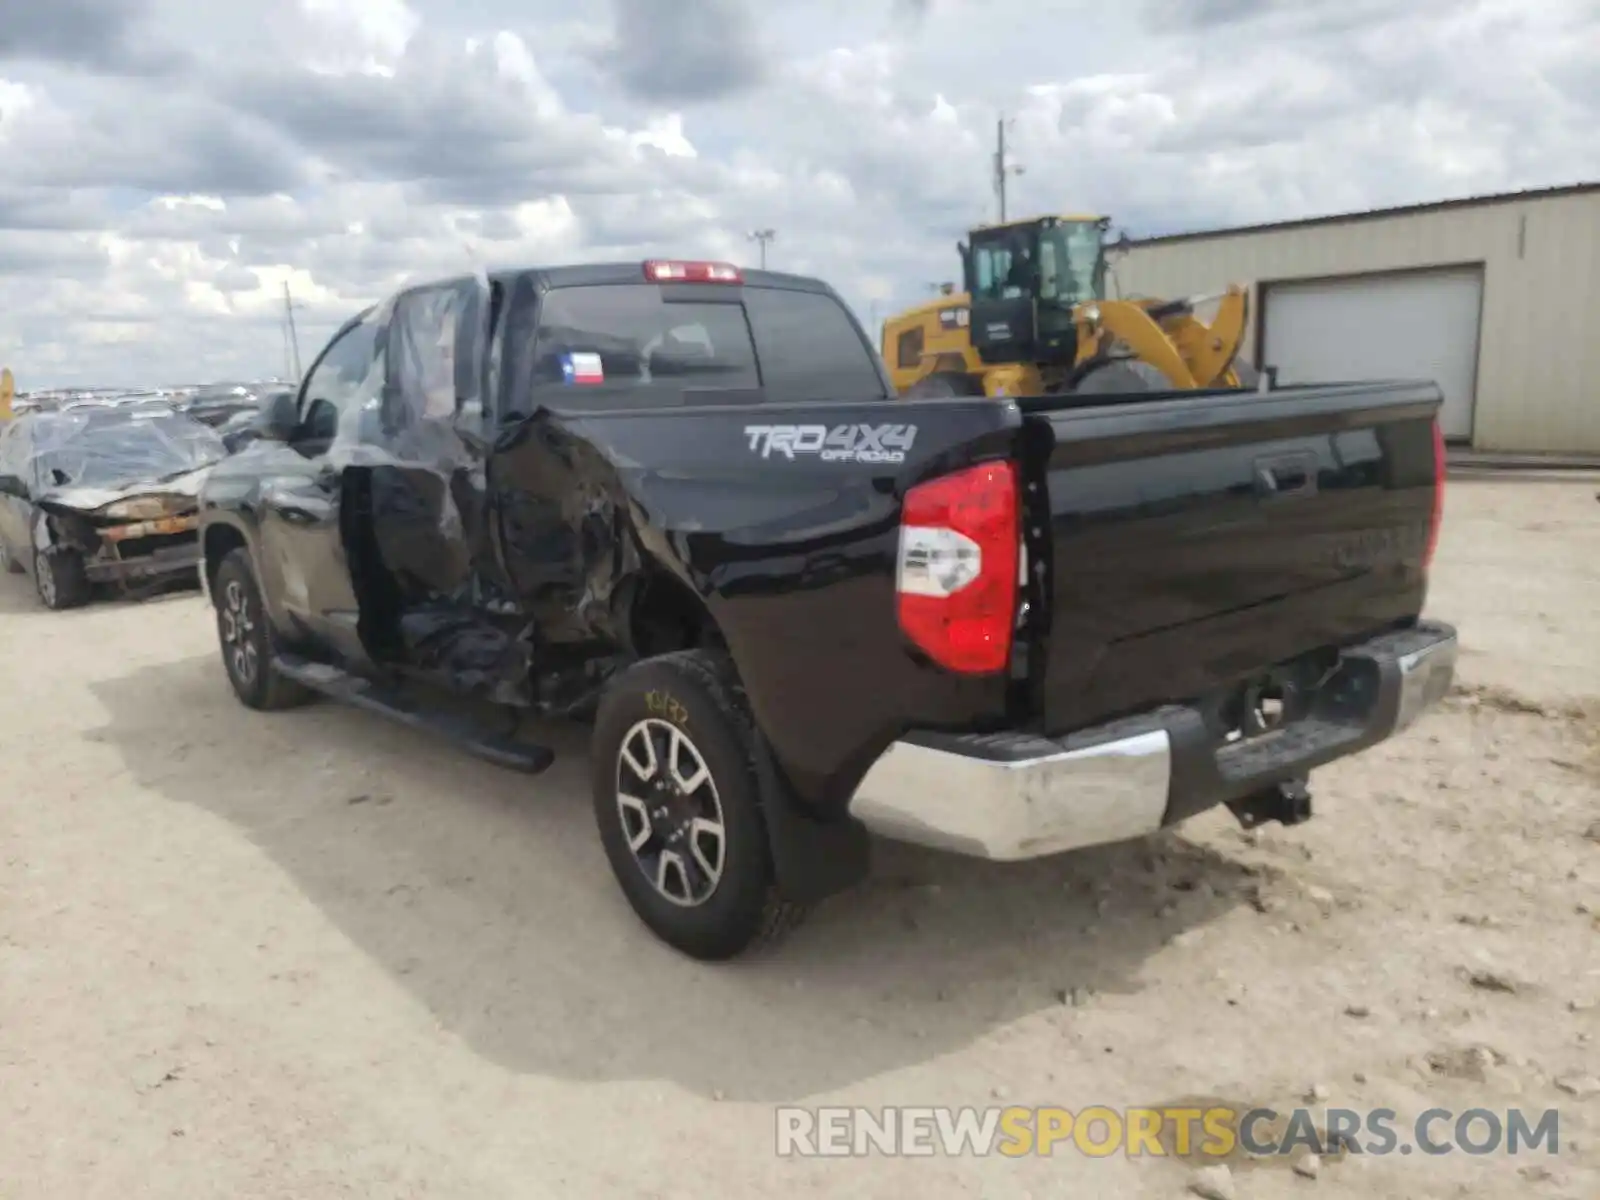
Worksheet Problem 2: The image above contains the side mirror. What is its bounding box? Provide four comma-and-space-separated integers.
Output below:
258, 390, 300, 442
0, 473, 24, 498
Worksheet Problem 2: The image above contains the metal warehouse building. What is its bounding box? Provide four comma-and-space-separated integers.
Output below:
1116, 183, 1600, 454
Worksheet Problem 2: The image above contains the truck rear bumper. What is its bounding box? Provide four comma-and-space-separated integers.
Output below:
846, 621, 1457, 861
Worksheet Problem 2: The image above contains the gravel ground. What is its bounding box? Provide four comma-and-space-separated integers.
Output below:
1, 476, 1596, 1199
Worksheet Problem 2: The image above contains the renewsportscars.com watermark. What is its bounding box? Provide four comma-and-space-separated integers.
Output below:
775, 1105, 1563, 1159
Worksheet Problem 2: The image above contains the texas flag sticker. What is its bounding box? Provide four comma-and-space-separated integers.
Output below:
561, 351, 604, 385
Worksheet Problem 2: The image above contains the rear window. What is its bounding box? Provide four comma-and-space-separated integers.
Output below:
526, 283, 887, 408
743, 287, 888, 404
529, 286, 759, 407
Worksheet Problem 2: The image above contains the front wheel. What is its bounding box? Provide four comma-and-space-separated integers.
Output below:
34, 548, 90, 610
212, 548, 314, 710
590, 649, 806, 960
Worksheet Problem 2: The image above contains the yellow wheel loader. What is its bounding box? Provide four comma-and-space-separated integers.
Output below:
881, 214, 1256, 398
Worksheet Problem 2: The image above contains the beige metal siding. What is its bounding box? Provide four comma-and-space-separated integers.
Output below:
1115, 190, 1600, 453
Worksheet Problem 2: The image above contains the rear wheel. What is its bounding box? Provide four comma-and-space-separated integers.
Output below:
591, 649, 806, 960
904, 370, 987, 398
1072, 359, 1173, 394
33, 548, 90, 610
212, 548, 315, 710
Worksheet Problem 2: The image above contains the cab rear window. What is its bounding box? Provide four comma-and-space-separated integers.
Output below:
529, 287, 759, 406
743, 287, 888, 404
527, 283, 886, 407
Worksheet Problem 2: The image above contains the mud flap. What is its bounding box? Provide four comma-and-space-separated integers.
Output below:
750, 728, 872, 905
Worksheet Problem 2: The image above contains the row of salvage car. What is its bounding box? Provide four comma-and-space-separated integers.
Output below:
0, 386, 288, 609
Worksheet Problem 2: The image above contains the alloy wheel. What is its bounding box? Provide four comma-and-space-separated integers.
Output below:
615, 718, 727, 907
220, 578, 259, 687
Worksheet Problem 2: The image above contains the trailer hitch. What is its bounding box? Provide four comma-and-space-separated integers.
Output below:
1226, 775, 1313, 829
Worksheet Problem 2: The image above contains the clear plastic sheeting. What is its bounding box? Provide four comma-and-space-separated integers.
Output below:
29, 408, 226, 501
327, 269, 491, 461
317, 270, 528, 700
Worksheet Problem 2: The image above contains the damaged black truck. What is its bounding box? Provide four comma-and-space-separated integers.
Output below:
197, 259, 1457, 960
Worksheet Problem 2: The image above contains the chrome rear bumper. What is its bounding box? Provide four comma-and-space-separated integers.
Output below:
847, 621, 1458, 861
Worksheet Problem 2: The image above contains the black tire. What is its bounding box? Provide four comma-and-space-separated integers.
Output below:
1072, 359, 1173, 394
590, 649, 807, 960
904, 370, 986, 398
212, 548, 315, 711
33, 547, 90, 610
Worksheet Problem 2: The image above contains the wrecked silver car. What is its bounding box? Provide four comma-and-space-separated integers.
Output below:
0, 406, 224, 608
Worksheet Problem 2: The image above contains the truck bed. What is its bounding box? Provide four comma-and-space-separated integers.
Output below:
531, 377, 1442, 809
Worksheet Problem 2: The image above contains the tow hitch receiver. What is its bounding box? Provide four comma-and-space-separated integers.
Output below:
1226, 775, 1313, 829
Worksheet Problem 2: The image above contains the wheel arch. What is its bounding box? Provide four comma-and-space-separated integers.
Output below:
617, 560, 727, 658
202, 521, 250, 603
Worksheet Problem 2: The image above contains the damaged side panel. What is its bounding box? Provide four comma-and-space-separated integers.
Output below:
499, 400, 1022, 809
490, 412, 637, 646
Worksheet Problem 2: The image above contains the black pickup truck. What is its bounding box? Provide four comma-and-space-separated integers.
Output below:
197, 259, 1456, 960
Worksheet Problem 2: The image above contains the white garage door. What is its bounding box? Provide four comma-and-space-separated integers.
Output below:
1262, 268, 1483, 440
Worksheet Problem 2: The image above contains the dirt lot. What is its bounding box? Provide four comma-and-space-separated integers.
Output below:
1, 476, 1596, 1199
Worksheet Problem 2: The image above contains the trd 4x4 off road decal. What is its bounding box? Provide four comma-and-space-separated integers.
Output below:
743, 423, 917, 464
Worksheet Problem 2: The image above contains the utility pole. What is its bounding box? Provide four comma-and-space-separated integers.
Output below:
748, 228, 776, 269
993, 115, 1025, 223
282, 281, 303, 383
280, 310, 293, 382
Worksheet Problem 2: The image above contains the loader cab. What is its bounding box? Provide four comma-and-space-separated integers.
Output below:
960, 215, 1109, 366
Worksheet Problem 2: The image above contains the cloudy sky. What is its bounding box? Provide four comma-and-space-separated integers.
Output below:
0, 0, 1594, 388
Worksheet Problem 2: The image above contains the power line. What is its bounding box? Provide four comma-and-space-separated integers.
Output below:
748, 228, 776, 269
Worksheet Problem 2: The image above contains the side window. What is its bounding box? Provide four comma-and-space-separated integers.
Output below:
896, 326, 924, 370
299, 318, 379, 442
390, 282, 478, 422
974, 246, 1007, 299
743, 287, 889, 404
1038, 239, 1061, 300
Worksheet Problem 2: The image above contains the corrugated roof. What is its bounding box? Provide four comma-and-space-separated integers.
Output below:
1128, 181, 1599, 248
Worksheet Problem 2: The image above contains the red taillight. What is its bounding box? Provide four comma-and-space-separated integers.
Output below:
643, 260, 742, 283
896, 461, 1020, 674
1424, 417, 1445, 569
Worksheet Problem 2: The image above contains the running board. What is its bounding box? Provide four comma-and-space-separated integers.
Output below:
272, 652, 555, 774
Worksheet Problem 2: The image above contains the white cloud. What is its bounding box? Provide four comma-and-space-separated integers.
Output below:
0, 0, 1594, 387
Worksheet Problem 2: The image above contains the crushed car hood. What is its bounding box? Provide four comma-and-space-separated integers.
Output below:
36, 465, 214, 514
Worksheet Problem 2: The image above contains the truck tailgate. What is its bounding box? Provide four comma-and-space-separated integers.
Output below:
1022, 381, 1443, 735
